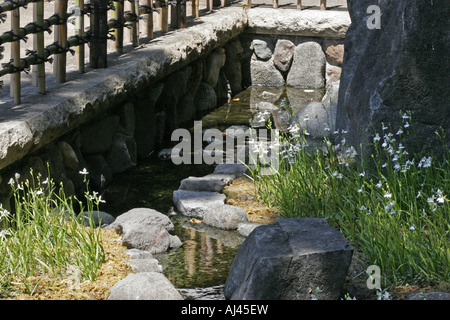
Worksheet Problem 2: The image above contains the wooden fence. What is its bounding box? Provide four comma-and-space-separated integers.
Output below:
0, 0, 327, 105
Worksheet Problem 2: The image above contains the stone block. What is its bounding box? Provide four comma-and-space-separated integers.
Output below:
225, 218, 353, 300
173, 190, 226, 218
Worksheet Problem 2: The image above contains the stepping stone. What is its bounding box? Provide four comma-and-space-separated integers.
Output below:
203, 204, 248, 230
214, 163, 249, 177
173, 190, 226, 219
179, 175, 228, 193
108, 272, 183, 300
127, 258, 163, 273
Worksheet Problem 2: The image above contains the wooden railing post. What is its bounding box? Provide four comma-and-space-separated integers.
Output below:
90, 0, 108, 68
75, 0, 85, 72
297, 0, 301, 11
170, 1, 178, 29
36, 0, 46, 92
273, 0, 278, 9
191, 0, 199, 18
159, 1, 168, 33
10, 4, 20, 104
320, 0, 326, 10
146, 0, 153, 39
56, 0, 68, 82
130, 0, 139, 47
179, 0, 186, 28
111, 0, 124, 53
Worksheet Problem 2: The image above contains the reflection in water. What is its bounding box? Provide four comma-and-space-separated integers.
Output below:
100, 86, 325, 299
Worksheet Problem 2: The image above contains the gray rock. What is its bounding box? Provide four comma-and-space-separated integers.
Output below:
250, 59, 285, 87
237, 221, 263, 237
407, 292, 450, 301
173, 190, 226, 219
106, 208, 182, 253
84, 154, 113, 189
127, 258, 163, 273
287, 41, 326, 88
179, 176, 227, 193
224, 218, 353, 300
134, 83, 162, 159
251, 38, 273, 61
273, 39, 295, 73
194, 82, 217, 113
291, 101, 337, 138
58, 141, 79, 171
124, 248, 154, 259
80, 115, 120, 154
203, 204, 248, 230
105, 130, 137, 174
336, 0, 450, 157
214, 163, 248, 177
119, 102, 136, 135
246, 8, 350, 38
204, 50, 225, 88
81, 210, 116, 227
223, 39, 244, 95
108, 272, 183, 300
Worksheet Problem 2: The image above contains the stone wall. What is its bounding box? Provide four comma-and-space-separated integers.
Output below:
240, 33, 344, 89
0, 8, 350, 211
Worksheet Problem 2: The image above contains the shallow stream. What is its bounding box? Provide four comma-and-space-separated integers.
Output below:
100, 86, 325, 299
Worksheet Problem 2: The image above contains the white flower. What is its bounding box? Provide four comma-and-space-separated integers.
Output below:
79, 168, 89, 175
359, 172, 365, 177
376, 181, 382, 188
0, 229, 11, 239
416, 191, 422, 198
98, 196, 106, 203
373, 133, 381, 142
377, 290, 391, 300
418, 157, 432, 168
409, 224, 416, 231
396, 129, 403, 135
36, 189, 43, 195
384, 192, 392, 198
404, 122, 410, 128
402, 113, 409, 120
359, 205, 367, 211
394, 163, 401, 171
357, 185, 364, 193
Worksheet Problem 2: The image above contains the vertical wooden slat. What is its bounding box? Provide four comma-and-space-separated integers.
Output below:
112, 0, 124, 53
90, 0, 108, 68
32, 3, 38, 86
130, 0, 139, 47
10, 6, 20, 104
208, 0, 213, 12
36, 0, 46, 93
320, 0, 326, 10
273, 0, 278, 9
297, 0, 302, 11
146, 0, 153, 39
75, 0, 85, 73
192, 0, 199, 18
53, 0, 60, 77
160, 1, 168, 33
170, 1, 177, 29
246, 0, 251, 10
221, 0, 225, 7
57, 0, 68, 82
179, 0, 186, 28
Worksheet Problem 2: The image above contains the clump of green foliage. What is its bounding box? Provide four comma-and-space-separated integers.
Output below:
250, 107, 449, 288
0, 167, 105, 296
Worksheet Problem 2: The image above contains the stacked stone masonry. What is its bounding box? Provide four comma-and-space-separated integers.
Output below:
0, 8, 350, 209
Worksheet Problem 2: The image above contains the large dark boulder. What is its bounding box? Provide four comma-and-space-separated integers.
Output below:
224, 218, 353, 300
336, 0, 450, 157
